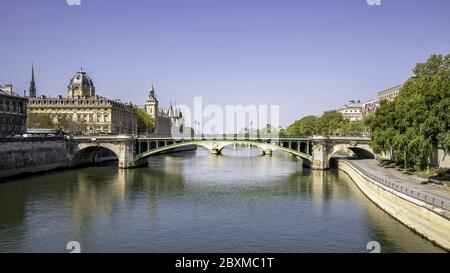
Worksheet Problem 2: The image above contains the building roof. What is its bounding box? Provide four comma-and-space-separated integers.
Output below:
0, 87, 26, 99
69, 69, 94, 88
336, 100, 361, 111
377, 84, 402, 96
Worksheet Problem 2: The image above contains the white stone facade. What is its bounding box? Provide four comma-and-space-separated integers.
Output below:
336, 100, 363, 121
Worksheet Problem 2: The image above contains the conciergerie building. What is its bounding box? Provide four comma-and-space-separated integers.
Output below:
27, 66, 137, 135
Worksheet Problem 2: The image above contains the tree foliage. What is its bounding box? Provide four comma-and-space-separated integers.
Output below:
58, 114, 88, 133
184, 126, 195, 136
27, 113, 54, 129
283, 111, 368, 137
137, 108, 155, 134
317, 111, 348, 135
284, 115, 319, 136
366, 54, 450, 170
27, 113, 87, 133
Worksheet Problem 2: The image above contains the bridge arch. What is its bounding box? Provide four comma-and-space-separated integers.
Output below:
72, 144, 120, 166
329, 143, 375, 160
135, 140, 313, 165
215, 142, 265, 154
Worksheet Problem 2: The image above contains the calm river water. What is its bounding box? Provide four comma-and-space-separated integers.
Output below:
0, 147, 444, 252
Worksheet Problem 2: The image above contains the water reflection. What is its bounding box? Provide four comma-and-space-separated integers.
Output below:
0, 147, 444, 252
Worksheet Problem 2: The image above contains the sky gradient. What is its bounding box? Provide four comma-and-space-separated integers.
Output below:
1, 0, 449, 126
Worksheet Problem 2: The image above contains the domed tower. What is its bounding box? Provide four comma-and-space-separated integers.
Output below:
67, 68, 95, 98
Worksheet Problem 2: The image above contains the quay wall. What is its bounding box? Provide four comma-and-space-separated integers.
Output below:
338, 159, 450, 251
0, 137, 73, 178
0, 138, 194, 179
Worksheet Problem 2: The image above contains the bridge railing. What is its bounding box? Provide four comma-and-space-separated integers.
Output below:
65, 133, 371, 142
0, 136, 65, 142
136, 134, 311, 141
342, 159, 450, 212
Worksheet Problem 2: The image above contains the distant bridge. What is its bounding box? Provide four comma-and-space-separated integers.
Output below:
69, 135, 373, 170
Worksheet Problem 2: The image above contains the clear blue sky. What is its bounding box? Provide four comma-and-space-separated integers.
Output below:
1, 0, 449, 126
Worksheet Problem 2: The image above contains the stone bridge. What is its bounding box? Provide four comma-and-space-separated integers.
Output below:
68, 135, 373, 170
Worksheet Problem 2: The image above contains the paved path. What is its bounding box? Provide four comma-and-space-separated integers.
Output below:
343, 159, 450, 212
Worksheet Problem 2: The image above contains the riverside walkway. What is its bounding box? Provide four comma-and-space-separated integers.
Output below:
343, 159, 450, 213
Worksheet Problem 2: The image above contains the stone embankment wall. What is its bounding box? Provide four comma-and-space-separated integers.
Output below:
0, 138, 120, 178
338, 159, 450, 251
0, 137, 73, 178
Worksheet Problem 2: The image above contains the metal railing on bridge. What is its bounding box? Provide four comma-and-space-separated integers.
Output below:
136, 134, 311, 141
342, 159, 450, 212
0, 136, 65, 142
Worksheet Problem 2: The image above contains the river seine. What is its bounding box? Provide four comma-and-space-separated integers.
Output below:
0, 147, 444, 252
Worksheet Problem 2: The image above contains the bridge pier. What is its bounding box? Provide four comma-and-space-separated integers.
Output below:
263, 149, 273, 156
211, 148, 221, 155
118, 158, 148, 169
311, 136, 330, 170
116, 139, 147, 169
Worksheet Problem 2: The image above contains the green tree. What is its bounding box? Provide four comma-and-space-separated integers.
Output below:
27, 113, 54, 129
317, 111, 347, 135
285, 115, 319, 136
340, 119, 369, 136
284, 111, 368, 137
57, 114, 87, 133
27, 113, 88, 133
367, 54, 450, 170
136, 108, 155, 134
184, 126, 195, 137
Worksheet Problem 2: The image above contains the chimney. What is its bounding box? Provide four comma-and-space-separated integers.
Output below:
4, 84, 13, 94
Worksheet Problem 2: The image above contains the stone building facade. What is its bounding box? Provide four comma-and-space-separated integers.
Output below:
27, 69, 137, 135
0, 84, 28, 137
336, 100, 363, 121
144, 86, 184, 136
377, 84, 402, 101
